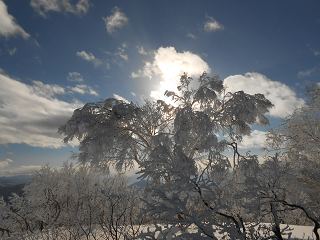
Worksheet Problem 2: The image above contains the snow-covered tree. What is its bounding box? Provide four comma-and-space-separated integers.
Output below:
234, 154, 306, 240
1, 162, 142, 239
59, 72, 274, 239
59, 72, 273, 171
266, 83, 320, 240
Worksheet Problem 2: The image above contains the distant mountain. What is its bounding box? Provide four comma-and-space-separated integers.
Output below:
0, 175, 31, 185
0, 183, 25, 202
129, 179, 147, 192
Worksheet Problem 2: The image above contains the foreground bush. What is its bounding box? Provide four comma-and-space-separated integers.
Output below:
0, 163, 143, 239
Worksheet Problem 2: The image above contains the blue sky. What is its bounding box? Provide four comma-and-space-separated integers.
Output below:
0, 0, 319, 177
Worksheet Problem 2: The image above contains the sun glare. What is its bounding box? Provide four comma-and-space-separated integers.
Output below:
150, 65, 185, 102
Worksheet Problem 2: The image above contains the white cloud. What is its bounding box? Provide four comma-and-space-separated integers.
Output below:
119, 54, 128, 61
0, 161, 9, 168
67, 72, 84, 82
0, 165, 42, 176
238, 130, 267, 149
30, 0, 90, 17
136, 46, 147, 55
204, 15, 224, 32
34, 56, 42, 64
131, 46, 211, 100
307, 44, 320, 57
29, 80, 65, 98
224, 72, 305, 118
77, 51, 102, 67
130, 92, 136, 97
88, 88, 99, 96
297, 67, 319, 78
103, 6, 129, 34
0, 72, 82, 148
33, 39, 40, 47
0, 0, 30, 39
0, 158, 13, 168
113, 94, 129, 103
122, 43, 127, 48
68, 84, 99, 96
313, 50, 320, 57
114, 48, 128, 61
187, 33, 196, 39
8, 47, 17, 55
7, 152, 14, 155
77, 51, 95, 61
131, 72, 139, 78
106, 47, 128, 62
69, 86, 85, 94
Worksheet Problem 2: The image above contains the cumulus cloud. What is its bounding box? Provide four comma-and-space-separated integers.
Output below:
0, 0, 30, 39
7, 152, 14, 155
29, 80, 65, 98
88, 88, 98, 96
103, 6, 129, 34
113, 94, 129, 103
30, 0, 91, 17
204, 15, 224, 32
238, 130, 267, 149
0, 72, 82, 148
187, 33, 196, 39
136, 46, 147, 55
0, 158, 13, 168
77, 51, 95, 61
0, 161, 9, 168
130, 92, 136, 97
297, 67, 319, 78
224, 72, 305, 118
67, 72, 84, 82
131, 46, 211, 100
77, 51, 102, 67
68, 84, 99, 96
